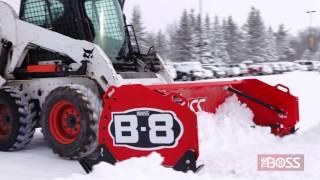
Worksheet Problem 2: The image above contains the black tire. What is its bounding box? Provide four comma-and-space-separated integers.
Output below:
41, 85, 101, 160
0, 87, 37, 151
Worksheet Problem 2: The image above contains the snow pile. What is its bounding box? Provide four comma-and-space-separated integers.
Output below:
196, 95, 282, 178
197, 95, 278, 157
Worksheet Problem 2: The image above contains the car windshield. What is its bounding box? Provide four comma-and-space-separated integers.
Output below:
84, 0, 125, 61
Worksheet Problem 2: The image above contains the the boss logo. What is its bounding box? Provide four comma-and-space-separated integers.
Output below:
258, 154, 304, 171
109, 109, 184, 150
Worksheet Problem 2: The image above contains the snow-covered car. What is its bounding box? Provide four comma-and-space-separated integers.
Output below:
225, 64, 242, 77
202, 64, 227, 78
294, 60, 319, 71
174, 62, 213, 81
278, 62, 302, 72
248, 64, 262, 75
267, 62, 287, 74
257, 63, 274, 75
238, 63, 249, 75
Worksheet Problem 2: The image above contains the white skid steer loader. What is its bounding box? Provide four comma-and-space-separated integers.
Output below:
0, 0, 299, 173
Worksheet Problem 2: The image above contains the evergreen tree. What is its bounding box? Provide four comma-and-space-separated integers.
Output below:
131, 6, 148, 48
265, 27, 279, 62
173, 10, 193, 62
155, 31, 169, 58
224, 16, 243, 63
201, 14, 214, 63
276, 24, 295, 61
189, 9, 196, 30
245, 7, 268, 62
146, 32, 156, 47
211, 16, 230, 63
166, 23, 179, 61
191, 13, 203, 61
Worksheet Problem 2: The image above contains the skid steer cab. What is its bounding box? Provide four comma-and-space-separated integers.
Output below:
0, 0, 299, 173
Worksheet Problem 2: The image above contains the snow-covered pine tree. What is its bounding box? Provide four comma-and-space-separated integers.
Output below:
155, 30, 169, 59
245, 7, 268, 62
238, 25, 250, 62
190, 13, 203, 62
201, 14, 214, 64
166, 23, 179, 61
146, 32, 156, 47
224, 16, 243, 63
189, 9, 196, 30
131, 6, 149, 48
276, 24, 295, 61
173, 10, 193, 62
211, 16, 230, 63
265, 27, 279, 62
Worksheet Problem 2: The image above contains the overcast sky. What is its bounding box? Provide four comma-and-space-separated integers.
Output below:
3, 0, 320, 35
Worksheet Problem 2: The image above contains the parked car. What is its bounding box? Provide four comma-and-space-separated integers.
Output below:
238, 63, 249, 75
248, 64, 263, 75
202, 64, 227, 78
278, 62, 302, 72
294, 60, 319, 71
257, 63, 274, 75
272, 63, 285, 74
174, 62, 213, 81
225, 64, 242, 77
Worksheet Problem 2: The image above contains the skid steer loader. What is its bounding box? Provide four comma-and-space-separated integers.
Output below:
0, 0, 299, 173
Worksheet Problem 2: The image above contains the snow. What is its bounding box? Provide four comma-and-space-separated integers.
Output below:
1, 71, 320, 180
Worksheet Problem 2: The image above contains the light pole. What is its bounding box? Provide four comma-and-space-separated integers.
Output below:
306, 10, 317, 51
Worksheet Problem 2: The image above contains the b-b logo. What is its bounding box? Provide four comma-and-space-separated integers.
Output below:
109, 108, 184, 150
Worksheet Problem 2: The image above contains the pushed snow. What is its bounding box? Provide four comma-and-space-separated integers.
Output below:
1, 72, 320, 180
198, 95, 276, 154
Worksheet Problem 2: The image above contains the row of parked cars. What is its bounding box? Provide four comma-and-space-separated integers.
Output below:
166, 60, 320, 81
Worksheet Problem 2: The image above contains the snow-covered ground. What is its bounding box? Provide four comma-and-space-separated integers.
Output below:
1, 71, 320, 180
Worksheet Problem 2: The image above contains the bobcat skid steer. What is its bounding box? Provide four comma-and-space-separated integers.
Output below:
0, 0, 299, 173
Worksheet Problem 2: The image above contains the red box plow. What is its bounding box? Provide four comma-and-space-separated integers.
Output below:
80, 79, 299, 173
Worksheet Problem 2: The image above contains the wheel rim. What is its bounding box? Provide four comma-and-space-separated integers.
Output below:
0, 104, 12, 140
49, 100, 81, 144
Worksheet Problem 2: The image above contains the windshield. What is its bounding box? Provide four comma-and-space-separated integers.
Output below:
84, 0, 125, 61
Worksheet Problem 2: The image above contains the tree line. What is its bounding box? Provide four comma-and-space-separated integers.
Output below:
130, 6, 320, 63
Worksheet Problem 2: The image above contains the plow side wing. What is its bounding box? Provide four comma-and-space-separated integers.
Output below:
231, 79, 299, 136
